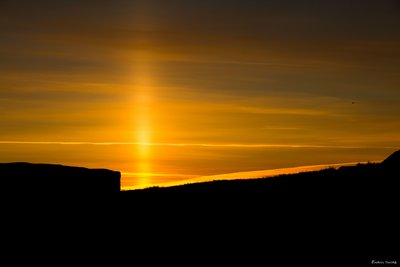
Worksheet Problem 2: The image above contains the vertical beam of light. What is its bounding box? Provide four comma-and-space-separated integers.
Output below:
133, 54, 153, 186
131, 1, 157, 187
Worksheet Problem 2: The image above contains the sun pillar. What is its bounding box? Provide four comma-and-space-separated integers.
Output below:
131, 1, 158, 187
134, 54, 153, 186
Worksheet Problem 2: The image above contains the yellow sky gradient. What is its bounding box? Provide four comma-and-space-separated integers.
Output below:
1, 1, 399, 189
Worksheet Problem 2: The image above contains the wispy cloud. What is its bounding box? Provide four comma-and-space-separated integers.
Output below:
262, 126, 304, 131
0, 140, 396, 149
236, 106, 333, 116
121, 172, 197, 178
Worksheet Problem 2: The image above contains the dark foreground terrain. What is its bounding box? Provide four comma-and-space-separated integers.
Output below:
2, 151, 399, 265
0, 162, 120, 195
119, 150, 399, 264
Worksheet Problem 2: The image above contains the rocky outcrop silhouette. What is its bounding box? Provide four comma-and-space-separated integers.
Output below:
0, 162, 120, 196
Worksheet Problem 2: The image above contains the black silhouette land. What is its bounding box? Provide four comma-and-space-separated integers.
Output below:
0, 162, 120, 196
120, 150, 399, 263
2, 150, 398, 264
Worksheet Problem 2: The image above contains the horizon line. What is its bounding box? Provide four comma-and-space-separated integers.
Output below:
121, 160, 382, 190
0, 140, 397, 149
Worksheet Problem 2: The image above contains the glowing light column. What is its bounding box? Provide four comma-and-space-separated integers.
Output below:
133, 53, 154, 186
131, 0, 158, 187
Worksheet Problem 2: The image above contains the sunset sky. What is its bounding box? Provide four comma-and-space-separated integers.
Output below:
1, 0, 399, 189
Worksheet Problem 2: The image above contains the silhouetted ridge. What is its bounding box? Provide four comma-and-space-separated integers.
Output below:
0, 162, 120, 195
3, 151, 398, 265
381, 149, 400, 167
119, 150, 399, 263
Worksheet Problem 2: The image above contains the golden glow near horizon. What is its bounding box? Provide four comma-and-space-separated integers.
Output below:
1, 1, 400, 189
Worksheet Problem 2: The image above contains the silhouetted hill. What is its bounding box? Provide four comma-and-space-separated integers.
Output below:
119, 150, 400, 264
381, 149, 400, 167
3, 151, 398, 265
0, 162, 122, 265
122, 152, 399, 197
0, 162, 120, 196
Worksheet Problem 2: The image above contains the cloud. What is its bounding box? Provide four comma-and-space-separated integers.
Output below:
0, 140, 397, 150
236, 106, 333, 116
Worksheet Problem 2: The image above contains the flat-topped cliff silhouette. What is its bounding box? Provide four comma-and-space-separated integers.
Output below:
0, 162, 120, 196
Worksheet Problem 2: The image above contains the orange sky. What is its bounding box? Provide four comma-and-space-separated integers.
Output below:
0, 1, 399, 189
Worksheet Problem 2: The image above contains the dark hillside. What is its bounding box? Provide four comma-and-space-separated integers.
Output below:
120, 150, 400, 264
0, 162, 120, 196
2, 151, 398, 265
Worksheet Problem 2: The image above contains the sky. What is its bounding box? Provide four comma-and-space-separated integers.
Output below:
1, 0, 399, 189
